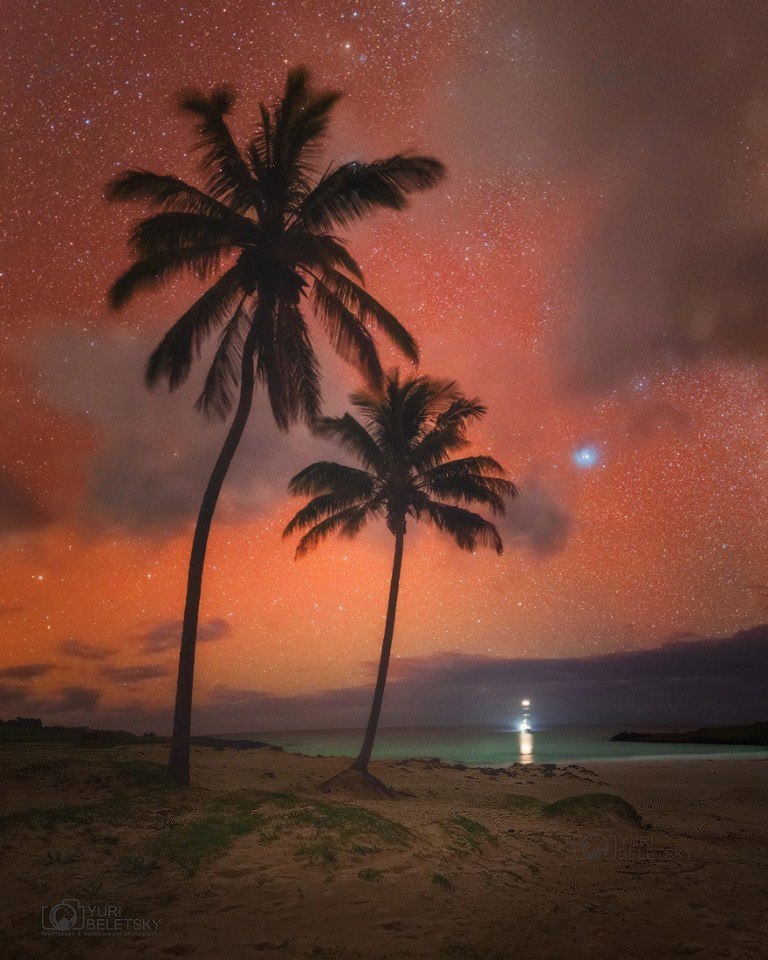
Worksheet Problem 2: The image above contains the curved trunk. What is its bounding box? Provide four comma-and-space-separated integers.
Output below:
351, 529, 405, 772
167, 313, 264, 787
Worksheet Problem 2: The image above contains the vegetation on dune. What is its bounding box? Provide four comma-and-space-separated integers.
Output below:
541, 793, 642, 827
438, 813, 497, 853
155, 811, 266, 875
431, 872, 454, 890
502, 794, 545, 815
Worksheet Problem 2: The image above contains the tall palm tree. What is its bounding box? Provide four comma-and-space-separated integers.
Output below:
284, 372, 516, 793
106, 68, 445, 786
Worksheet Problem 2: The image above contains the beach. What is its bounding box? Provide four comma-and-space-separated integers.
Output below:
1, 742, 766, 959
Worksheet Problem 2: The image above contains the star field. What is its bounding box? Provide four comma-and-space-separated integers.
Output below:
1, 0, 767, 727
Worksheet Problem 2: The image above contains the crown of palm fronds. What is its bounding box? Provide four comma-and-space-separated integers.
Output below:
107, 67, 445, 428
284, 372, 516, 557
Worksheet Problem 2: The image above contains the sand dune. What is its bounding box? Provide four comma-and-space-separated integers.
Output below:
1, 743, 766, 959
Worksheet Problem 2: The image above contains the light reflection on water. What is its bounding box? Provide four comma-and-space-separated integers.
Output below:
221, 726, 768, 765
519, 730, 534, 764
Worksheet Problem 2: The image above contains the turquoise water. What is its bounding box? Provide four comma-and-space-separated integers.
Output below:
218, 725, 768, 765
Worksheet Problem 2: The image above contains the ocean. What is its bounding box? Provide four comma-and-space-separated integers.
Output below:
216, 724, 768, 766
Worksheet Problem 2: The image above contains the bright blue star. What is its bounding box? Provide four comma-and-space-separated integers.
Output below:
572, 444, 601, 468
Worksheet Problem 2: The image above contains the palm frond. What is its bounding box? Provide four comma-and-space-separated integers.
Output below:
281, 86, 342, 172
248, 102, 273, 175
194, 295, 251, 419
284, 489, 373, 537
417, 456, 510, 482
419, 474, 515, 514
320, 269, 418, 362
145, 267, 244, 389
179, 85, 260, 214
105, 170, 246, 223
258, 296, 321, 430
416, 499, 504, 554
313, 414, 383, 471
128, 212, 253, 258
408, 425, 471, 471
311, 278, 383, 387
290, 234, 364, 282
298, 155, 445, 231
409, 401, 486, 471
293, 504, 372, 558
109, 245, 230, 309
349, 373, 458, 456
434, 396, 487, 430
288, 461, 376, 498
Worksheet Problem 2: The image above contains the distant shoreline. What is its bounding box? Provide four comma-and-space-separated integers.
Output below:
611, 722, 768, 747
0, 718, 281, 752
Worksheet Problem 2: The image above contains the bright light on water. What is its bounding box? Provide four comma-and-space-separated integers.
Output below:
519, 730, 533, 763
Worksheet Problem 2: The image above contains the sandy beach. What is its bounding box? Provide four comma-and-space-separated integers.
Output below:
1, 742, 766, 959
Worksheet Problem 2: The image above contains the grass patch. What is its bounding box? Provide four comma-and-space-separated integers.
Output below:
541, 793, 641, 827
45, 850, 82, 865
68, 879, 104, 899
439, 814, 496, 853
503, 794, 543, 815
351, 843, 380, 856
297, 836, 339, 869
439, 943, 483, 959
9, 759, 61, 778
148, 786, 297, 873
113, 758, 168, 787
358, 868, 383, 882
154, 810, 263, 875
431, 872, 453, 890
206, 788, 297, 814
119, 854, 159, 876
279, 801, 411, 847
0, 794, 131, 833
258, 800, 410, 873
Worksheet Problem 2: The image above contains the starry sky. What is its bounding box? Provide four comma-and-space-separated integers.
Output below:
2, 0, 768, 732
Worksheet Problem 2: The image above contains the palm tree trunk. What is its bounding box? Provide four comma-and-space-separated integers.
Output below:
167, 319, 262, 787
351, 529, 405, 772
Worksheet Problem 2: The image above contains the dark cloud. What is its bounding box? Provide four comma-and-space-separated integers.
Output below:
142, 617, 231, 655
501, 478, 571, 554
0, 466, 51, 534
44, 685, 102, 713
0, 682, 38, 711
0, 605, 25, 619
34, 330, 334, 536
59, 639, 115, 661
28, 622, 766, 734
375, 624, 768, 728
100, 664, 172, 684
439, 0, 768, 391
0, 682, 101, 716
0, 663, 55, 680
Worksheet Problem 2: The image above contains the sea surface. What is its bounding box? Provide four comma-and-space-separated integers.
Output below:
216, 724, 768, 766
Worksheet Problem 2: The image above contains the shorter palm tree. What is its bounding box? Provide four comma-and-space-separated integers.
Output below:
284, 372, 517, 794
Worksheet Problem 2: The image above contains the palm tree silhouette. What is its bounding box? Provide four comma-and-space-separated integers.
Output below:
284, 372, 516, 794
107, 68, 445, 786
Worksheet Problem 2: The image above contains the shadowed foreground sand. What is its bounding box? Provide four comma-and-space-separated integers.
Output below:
1, 743, 766, 959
